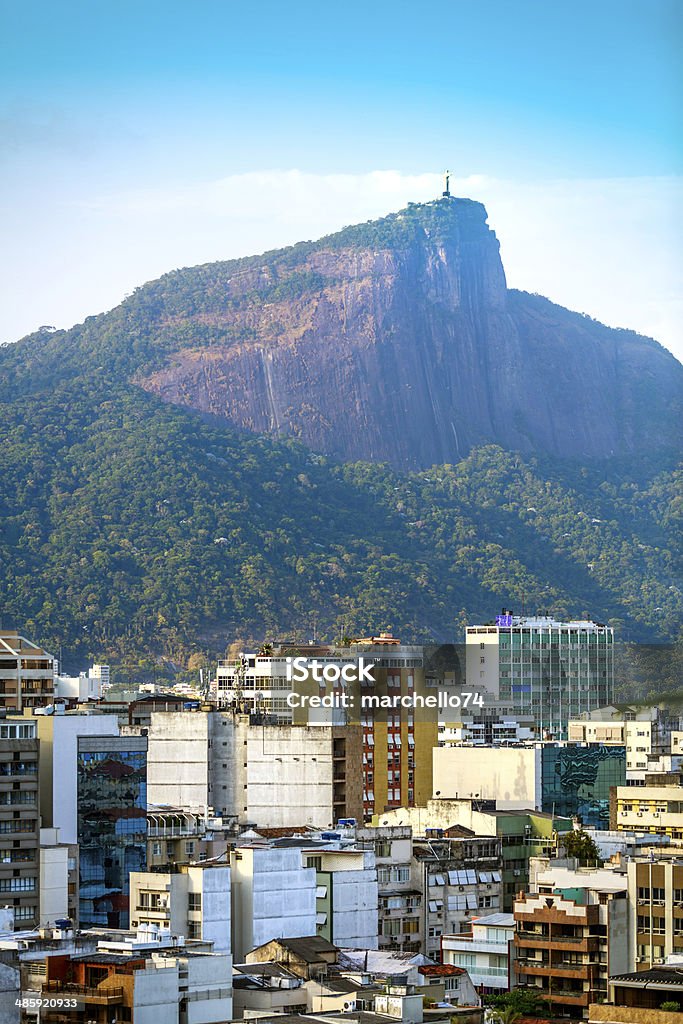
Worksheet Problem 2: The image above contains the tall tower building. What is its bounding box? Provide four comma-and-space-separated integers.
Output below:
466, 614, 614, 737
0, 716, 40, 928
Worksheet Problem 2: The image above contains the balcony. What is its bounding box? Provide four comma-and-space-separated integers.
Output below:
545, 989, 589, 1008
516, 959, 589, 979
515, 931, 598, 952
44, 981, 125, 1004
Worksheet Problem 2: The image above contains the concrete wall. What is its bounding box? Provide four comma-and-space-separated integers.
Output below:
190, 865, 231, 954
231, 847, 316, 961
330, 865, 378, 947
0, 961, 19, 1024
245, 726, 335, 828
147, 712, 210, 810
39, 841, 69, 926
133, 961, 181, 1024
432, 746, 539, 809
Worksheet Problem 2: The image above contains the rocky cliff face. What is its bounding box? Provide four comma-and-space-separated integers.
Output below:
138, 198, 682, 469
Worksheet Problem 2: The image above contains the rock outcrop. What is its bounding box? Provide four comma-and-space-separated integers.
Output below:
138, 198, 682, 469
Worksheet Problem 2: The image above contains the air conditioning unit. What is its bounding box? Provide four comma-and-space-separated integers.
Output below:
637, 812, 643, 817
635, 956, 643, 963
655, 958, 665, 965
513, 870, 521, 876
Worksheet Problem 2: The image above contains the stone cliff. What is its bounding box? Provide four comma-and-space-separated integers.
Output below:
138, 198, 682, 469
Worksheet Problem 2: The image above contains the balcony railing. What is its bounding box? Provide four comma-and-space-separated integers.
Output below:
44, 981, 125, 1004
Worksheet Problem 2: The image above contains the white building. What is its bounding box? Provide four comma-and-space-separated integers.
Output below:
303, 846, 378, 948
442, 912, 514, 991
129, 864, 231, 952
39, 827, 77, 926
230, 844, 317, 960
569, 705, 680, 773
433, 745, 540, 809
438, 714, 536, 746
53, 671, 102, 702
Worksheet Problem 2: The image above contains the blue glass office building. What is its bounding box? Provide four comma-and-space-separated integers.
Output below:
541, 744, 625, 828
77, 736, 147, 929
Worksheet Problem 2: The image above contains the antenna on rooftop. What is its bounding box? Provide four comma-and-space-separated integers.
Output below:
442, 170, 451, 199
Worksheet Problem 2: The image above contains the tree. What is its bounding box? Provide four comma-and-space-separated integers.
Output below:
485, 988, 549, 1017
488, 1009, 522, 1024
561, 829, 602, 865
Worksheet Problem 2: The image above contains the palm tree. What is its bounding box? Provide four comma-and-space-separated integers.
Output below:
489, 1010, 522, 1024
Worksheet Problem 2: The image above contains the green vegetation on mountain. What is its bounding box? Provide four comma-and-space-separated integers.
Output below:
0, 200, 680, 672
0, 365, 680, 669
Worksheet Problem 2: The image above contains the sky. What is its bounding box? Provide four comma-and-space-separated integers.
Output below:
1, 0, 681, 360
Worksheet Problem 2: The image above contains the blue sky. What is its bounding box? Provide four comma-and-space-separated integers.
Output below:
1, 0, 681, 357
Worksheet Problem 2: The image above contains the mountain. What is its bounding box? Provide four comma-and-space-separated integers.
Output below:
0, 198, 680, 664
129, 198, 680, 469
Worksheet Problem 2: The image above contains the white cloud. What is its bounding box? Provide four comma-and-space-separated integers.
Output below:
2, 169, 681, 364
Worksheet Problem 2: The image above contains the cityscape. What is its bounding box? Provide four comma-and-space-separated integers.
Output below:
0, 619, 681, 1022
1, 2, 680, 1023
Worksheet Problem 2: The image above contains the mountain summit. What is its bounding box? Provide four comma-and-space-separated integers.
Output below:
125, 197, 682, 470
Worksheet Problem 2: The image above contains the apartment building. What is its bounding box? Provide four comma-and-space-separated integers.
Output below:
21, 929, 232, 1024
302, 846, 378, 948
379, 801, 573, 911
230, 844, 317, 960
442, 912, 514, 992
513, 885, 629, 1018
412, 832, 502, 958
627, 854, 683, 968
438, 713, 536, 746
612, 773, 683, 839
353, 825, 418, 951
214, 637, 440, 818
129, 863, 231, 952
569, 705, 680, 773
466, 615, 614, 736
0, 716, 40, 928
0, 631, 54, 713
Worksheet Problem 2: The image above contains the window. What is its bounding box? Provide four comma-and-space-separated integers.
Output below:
188, 893, 202, 911
384, 919, 401, 936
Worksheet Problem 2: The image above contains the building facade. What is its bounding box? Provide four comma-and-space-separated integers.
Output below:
442, 912, 514, 992
466, 615, 614, 736
77, 735, 147, 929
130, 864, 231, 951
433, 742, 625, 828
230, 844, 317, 961
0, 632, 54, 713
0, 717, 40, 928
412, 833, 503, 958
513, 887, 629, 1018
612, 774, 683, 839
305, 847, 378, 947
628, 855, 683, 968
